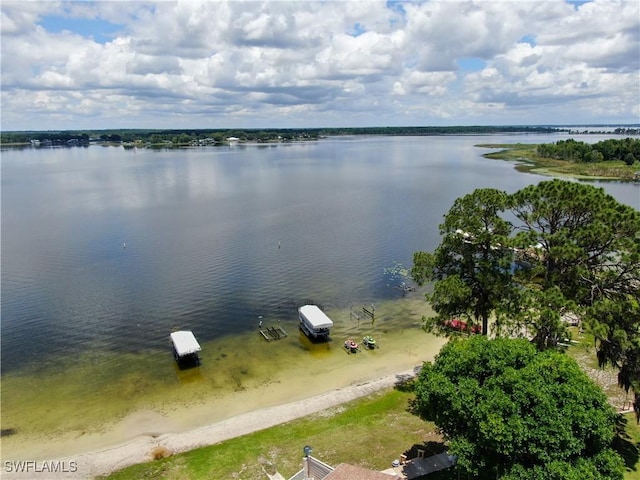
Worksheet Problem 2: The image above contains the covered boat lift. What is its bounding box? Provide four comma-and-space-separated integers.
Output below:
299, 305, 333, 340
170, 330, 201, 367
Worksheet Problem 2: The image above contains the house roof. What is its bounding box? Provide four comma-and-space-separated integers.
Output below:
324, 463, 401, 480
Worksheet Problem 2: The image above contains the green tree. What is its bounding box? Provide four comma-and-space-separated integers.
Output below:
624, 152, 636, 166
149, 134, 164, 145
510, 180, 640, 306
414, 179, 640, 385
511, 180, 640, 390
177, 133, 193, 145
413, 180, 640, 344
411, 188, 513, 335
585, 149, 604, 163
536, 138, 640, 163
413, 336, 624, 479
511, 286, 575, 350
587, 297, 640, 394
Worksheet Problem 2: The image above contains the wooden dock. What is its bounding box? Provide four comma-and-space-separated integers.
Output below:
260, 326, 288, 341
362, 306, 375, 320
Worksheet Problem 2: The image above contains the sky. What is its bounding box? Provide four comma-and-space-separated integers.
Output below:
1, 0, 639, 131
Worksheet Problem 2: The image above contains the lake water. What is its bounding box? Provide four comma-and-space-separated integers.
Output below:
1, 134, 638, 459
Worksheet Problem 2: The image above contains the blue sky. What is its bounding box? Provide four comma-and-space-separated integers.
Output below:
39, 15, 122, 44
1, 0, 638, 130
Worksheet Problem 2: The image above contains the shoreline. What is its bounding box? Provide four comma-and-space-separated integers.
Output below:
2, 367, 425, 480
1, 297, 446, 478
1, 296, 443, 463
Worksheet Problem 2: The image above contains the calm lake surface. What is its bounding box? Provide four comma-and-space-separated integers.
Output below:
1, 134, 638, 457
2, 134, 639, 371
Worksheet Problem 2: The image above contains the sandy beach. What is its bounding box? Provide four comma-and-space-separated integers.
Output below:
1, 296, 446, 479
2, 367, 425, 480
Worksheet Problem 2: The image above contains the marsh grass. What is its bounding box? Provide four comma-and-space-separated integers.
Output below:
477, 144, 639, 181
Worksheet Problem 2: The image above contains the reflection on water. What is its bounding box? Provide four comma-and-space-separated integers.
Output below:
1, 135, 638, 459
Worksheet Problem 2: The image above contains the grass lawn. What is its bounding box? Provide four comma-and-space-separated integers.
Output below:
617, 413, 640, 480
100, 387, 441, 480
567, 331, 640, 480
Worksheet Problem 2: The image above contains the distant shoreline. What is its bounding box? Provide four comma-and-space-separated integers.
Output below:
3, 126, 638, 151
1, 126, 573, 148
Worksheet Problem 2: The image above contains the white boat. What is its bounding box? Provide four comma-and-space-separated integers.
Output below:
298, 305, 333, 340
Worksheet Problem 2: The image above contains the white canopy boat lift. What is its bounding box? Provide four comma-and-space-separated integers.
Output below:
298, 305, 333, 340
170, 330, 202, 367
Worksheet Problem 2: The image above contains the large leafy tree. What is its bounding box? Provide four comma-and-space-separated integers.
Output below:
413, 180, 640, 357
413, 336, 624, 480
411, 188, 513, 335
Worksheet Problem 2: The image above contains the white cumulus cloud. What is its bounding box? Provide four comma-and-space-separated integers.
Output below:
0, 0, 638, 130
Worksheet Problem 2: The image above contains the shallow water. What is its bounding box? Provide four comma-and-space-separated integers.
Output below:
1, 294, 446, 460
1, 134, 637, 461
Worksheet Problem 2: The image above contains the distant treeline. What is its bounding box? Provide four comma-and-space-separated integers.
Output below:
0, 126, 566, 146
317, 125, 562, 136
537, 138, 640, 165
1, 131, 93, 145
569, 127, 639, 135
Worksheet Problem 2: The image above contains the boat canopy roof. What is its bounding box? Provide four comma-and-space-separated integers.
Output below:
170, 330, 201, 357
299, 305, 334, 329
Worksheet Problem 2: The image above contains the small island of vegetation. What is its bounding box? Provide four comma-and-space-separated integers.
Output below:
479, 137, 640, 181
